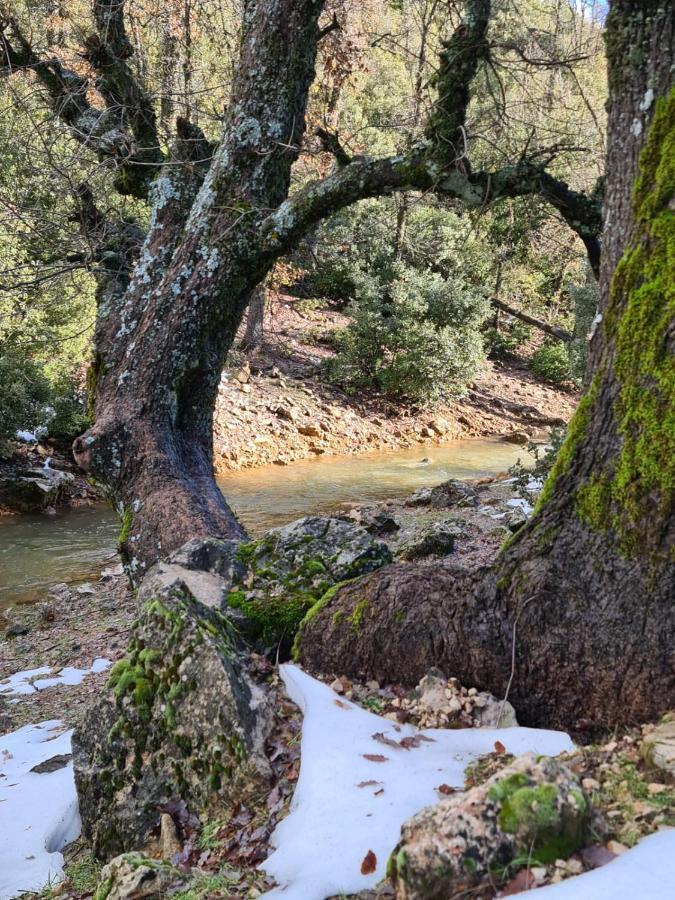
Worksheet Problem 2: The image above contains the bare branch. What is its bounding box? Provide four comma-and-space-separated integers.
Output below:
316, 126, 352, 166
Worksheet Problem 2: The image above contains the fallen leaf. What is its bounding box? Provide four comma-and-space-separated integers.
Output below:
363, 753, 388, 762
501, 867, 536, 895
357, 780, 381, 788
374, 788, 384, 796
334, 699, 351, 710
437, 784, 456, 795
494, 740, 506, 754
372, 731, 401, 749
361, 849, 377, 874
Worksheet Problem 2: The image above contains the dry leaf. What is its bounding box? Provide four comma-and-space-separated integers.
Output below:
372, 732, 401, 749
334, 699, 351, 710
494, 740, 506, 754
357, 780, 381, 788
437, 783, 456, 795
361, 849, 377, 875
363, 753, 389, 762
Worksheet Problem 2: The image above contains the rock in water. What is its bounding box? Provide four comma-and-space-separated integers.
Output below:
72, 556, 272, 859
390, 754, 591, 899
0, 466, 74, 512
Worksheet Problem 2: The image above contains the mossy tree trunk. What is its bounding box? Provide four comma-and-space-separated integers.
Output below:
298, 2, 675, 735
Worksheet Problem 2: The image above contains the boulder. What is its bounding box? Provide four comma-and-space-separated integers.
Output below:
641, 714, 675, 782
73, 554, 273, 859
94, 853, 178, 900
225, 516, 391, 647
428, 479, 480, 509
390, 755, 591, 899
0, 466, 74, 512
396, 522, 461, 561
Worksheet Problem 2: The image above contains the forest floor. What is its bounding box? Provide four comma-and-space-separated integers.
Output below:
213, 294, 578, 471
2, 473, 673, 899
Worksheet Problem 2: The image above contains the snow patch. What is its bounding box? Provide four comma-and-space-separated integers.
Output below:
0, 659, 111, 699
260, 665, 574, 900
525, 830, 675, 898
506, 497, 534, 516
0, 721, 80, 899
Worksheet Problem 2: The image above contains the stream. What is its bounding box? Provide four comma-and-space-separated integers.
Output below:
0, 438, 526, 609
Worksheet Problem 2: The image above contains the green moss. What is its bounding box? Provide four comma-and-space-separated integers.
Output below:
349, 598, 369, 634
93, 878, 113, 900
332, 610, 345, 626
532, 374, 600, 515
573, 89, 675, 559
118, 506, 133, 548
291, 579, 355, 660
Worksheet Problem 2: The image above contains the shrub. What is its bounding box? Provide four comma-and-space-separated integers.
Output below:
327, 262, 489, 403
567, 277, 599, 384
483, 320, 533, 359
0, 351, 51, 439
509, 426, 567, 500
530, 340, 572, 385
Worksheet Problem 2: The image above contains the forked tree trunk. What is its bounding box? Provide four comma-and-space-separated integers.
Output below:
298, 2, 675, 735
73, 1, 326, 578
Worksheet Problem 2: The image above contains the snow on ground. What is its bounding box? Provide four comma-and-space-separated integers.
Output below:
260, 665, 575, 900
0, 721, 80, 900
531, 830, 675, 898
0, 658, 110, 700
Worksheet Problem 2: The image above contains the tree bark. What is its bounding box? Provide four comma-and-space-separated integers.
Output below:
297, 1, 675, 736
240, 283, 266, 351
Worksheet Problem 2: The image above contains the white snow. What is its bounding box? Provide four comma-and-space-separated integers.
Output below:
0, 659, 111, 699
15, 430, 37, 443
260, 665, 574, 900
506, 497, 534, 516
0, 721, 80, 899
524, 829, 675, 898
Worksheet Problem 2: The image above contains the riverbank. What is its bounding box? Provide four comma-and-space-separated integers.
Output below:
1, 470, 673, 900
213, 294, 577, 471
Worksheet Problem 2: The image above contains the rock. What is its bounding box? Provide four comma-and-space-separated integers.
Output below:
159, 813, 182, 861
73, 555, 273, 859
226, 516, 392, 648
471, 692, 518, 728
5, 622, 29, 638
641, 714, 675, 782
94, 853, 177, 900
0, 467, 74, 512
274, 404, 297, 422
506, 505, 529, 532
236, 364, 251, 384
48, 582, 71, 601
420, 426, 435, 439
427, 418, 448, 436
428, 479, 480, 509
501, 432, 530, 445
391, 754, 591, 899
405, 488, 432, 507
297, 422, 322, 437
397, 522, 461, 561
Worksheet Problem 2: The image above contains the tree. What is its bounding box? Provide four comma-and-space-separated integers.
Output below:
299, 0, 675, 734
3, 0, 667, 736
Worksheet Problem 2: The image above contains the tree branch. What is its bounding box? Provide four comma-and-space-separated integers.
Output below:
490, 297, 573, 343
316, 126, 352, 166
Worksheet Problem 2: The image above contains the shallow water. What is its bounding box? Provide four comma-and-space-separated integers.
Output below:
0, 507, 119, 609
0, 438, 526, 608
218, 437, 525, 534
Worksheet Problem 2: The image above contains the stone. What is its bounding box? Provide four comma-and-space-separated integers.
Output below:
0, 467, 74, 513
397, 522, 461, 561
501, 432, 530, 446
428, 479, 480, 509
72, 559, 273, 859
391, 755, 591, 899
427, 418, 448, 436
506, 505, 528, 532
94, 853, 177, 900
236, 364, 251, 383
5, 622, 29, 638
297, 422, 322, 437
405, 488, 433, 506
471, 692, 518, 728
225, 516, 392, 647
274, 404, 297, 422
641, 714, 675, 782
159, 813, 182, 861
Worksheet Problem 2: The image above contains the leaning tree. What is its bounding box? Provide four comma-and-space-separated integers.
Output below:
1, 0, 672, 734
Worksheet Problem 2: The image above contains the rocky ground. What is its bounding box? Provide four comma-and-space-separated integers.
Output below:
2, 472, 673, 900
213, 295, 577, 471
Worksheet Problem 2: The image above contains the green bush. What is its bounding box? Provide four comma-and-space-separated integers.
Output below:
483, 320, 533, 359
0, 351, 51, 439
567, 277, 599, 384
530, 340, 572, 385
326, 262, 489, 403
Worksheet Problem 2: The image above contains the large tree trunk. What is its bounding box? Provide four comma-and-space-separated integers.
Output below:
297, 2, 675, 736
73, 1, 326, 577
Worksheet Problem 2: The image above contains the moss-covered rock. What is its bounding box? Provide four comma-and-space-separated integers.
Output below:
72, 552, 272, 859
93, 852, 177, 900
225, 516, 391, 649
390, 754, 591, 899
